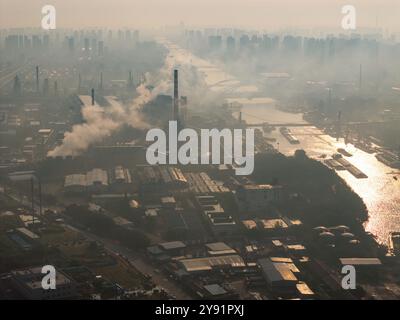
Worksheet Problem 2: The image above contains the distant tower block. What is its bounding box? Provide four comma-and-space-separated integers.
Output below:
91, 88, 95, 105
173, 69, 179, 122
337, 110, 342, 141
13, 75, 21, 96
43, 78, 49, 96
78, 73, 81, 91
128, 70, 134, 88
35, 66, 39, 92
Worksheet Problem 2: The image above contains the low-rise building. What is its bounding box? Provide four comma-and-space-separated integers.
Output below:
86, 168, 108, 193
236, 184, 282, 211
10, 267, 77, 300
206, 242, 236, 256
258, 258, 298, 291
179, 255, 245, 273
196, 195, 238, 238
64, 168, 109, 194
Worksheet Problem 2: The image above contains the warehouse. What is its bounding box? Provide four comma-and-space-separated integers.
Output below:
236, 184, 282, 211
64, 168, 109, 194
64, 174, 86, 193
179, 255, 245, 273
258, 258, 298, 290
206, 242, 236, 256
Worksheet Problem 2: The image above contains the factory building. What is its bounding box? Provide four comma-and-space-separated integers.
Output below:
206, 242, 237, 256
179, 255, 245, 273
9, 267, 77, 300
339, 258, 382, 276
64, 167, 132, 194
258, 258, 298, 291
109, 166, 132, 192
64, 174, 86, 193
137, 166, 188, 194
236, 184, 282, 211
85, 168, 109, 193
184, 172, 230, 193
196, 195, 238, 238
147, 241, 187, 261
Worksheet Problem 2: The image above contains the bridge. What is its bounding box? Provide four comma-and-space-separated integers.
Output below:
245, 120, 396, 128
246, 123, 313, 127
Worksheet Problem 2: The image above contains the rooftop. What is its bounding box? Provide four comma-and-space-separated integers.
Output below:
242, 219, 257, 230
339, 258, 382, 266
206, 242, 236, 255
241, 184, 281, 190
180, 255, 245, 272
260, 219, 288, 229
258, 258, 298, 283
159, 241, 186, 251
203, 284, 227, 296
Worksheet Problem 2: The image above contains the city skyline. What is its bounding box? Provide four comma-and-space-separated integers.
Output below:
0, 0, 399, 32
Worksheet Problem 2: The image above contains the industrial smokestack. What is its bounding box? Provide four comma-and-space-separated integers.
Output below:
173, 69, 179, 122
128, 70, 133, 88
35, 66, 39, 92
91, 88, 95, 105
359, 64, 362, 90
99, 72, 103, 90
78, 73, 81, 91
38, 178, 42, 216
31, 178, 35, 226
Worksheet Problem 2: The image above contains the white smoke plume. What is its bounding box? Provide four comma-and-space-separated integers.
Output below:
48, 84, 157, 157
48, 42, 210, 157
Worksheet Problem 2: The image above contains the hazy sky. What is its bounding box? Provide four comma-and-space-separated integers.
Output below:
0, 0, 399, 31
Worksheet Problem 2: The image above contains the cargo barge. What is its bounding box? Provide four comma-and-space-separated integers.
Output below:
337, 148, 352, 157
331, 154, 368, 179
375, 150, 400, 169
280, 127, 300, 144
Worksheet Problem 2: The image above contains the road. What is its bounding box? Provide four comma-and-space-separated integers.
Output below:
63, 223, 192, 300
1, 183, 192, 299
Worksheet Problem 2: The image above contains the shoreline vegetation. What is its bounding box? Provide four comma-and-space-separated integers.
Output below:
253, 150, 368, 228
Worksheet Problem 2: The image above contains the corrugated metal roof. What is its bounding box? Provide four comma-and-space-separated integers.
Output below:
258, 258, 297, 283
339, 258, 382, 266
181, 255, 245, 272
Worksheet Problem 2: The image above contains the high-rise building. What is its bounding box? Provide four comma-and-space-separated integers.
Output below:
173, 69, 179, 122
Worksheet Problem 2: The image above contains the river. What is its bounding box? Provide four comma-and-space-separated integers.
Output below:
161, 40, 400, 244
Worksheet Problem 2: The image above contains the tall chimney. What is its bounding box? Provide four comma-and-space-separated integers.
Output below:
38, 178, 42, 216
91, 88, 95, 105
35, 66, 39, 92
31, 178, 35, 226
173, 69, 179, 122
128, 70, 133, 88
99, 72, 103, 90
